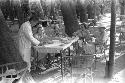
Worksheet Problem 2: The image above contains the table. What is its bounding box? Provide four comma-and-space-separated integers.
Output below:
34, 37, 79, 79
34, 37, 79, 53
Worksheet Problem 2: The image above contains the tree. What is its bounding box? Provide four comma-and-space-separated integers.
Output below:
60, 0, 80, 37
0, 0, 10, 20
29, 0, 44, 20
49, 0, 56, 20
105, 0, 116, 79
16, 0, 26, 27
119, 0, 125, 20
0, 8, 23, 65
76, 0, 88, 23
87, 1, 95, 19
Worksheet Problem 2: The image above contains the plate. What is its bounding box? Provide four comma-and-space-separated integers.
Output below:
52, 40, 61, 43
44, 43, 62, 47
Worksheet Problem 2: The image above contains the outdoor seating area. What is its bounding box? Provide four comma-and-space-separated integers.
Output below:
0, 15, 111, 83
1, 0, 125, 83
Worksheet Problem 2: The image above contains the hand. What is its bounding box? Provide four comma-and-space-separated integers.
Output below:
38, 42, 44, 46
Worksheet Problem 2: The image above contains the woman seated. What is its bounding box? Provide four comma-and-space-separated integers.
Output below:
34, 21, 48, 40
33, 21, 54, 44
73, 23, 91, 42
34, 25, 47, 39
72, 24, 93, 54
94, 26, 108, 45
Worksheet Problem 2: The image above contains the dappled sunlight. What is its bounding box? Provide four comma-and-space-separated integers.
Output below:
29, 0, 41, 3
17, 79, 23, 83
45, 0, 56, 4
38, 77, 87, 83
79, 0, 86, 4
17, 79, 36, 83
45, 0, 52, 3
108, 69, 125, 83
39, 77, 55, 83
17, 75, 36, 83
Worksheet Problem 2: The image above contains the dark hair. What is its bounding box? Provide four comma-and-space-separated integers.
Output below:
36, 26, 41, 33
42, 21, 48, 27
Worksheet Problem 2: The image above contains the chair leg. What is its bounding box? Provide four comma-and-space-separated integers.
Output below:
93, 55, 97, 70
90, 68, 94, 83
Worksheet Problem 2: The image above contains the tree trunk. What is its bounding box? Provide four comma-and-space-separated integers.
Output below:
120, 5, 124, 15
50, 0, 56, 20
60, 0, 79, 37
0, 0, 10, 20
76, 0, 88, 23
0, 8, 23, 65
120, 0, 125, 20
29, 0, 44, 20
87, 1, 95, 19
105, 0, 116, 79
16, 0, 25, 27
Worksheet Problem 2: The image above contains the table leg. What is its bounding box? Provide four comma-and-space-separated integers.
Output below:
60, 51, 64, 80
68, 47, 73, 77
36, 51, 39, 70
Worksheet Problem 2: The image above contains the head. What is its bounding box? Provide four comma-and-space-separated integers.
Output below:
29, 11, 39, 27
36, 24, 45, 34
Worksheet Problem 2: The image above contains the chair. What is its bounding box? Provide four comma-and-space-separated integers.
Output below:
61, 40, 95, 83
76, 36, 108, 69
0, 62, 28, 83
72, 54, 95, 83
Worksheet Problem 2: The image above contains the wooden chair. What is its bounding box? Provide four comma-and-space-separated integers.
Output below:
72, 54, 95, 83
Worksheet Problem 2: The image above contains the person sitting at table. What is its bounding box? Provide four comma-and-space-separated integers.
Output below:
72, 24, 92, 54
33, 24, 48, 40
94, 26, 108, 45
18, 11, 45, 72
34, 21, 56, 43
73, 23, 91, 42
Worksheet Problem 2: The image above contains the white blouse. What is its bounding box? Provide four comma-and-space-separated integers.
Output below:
18, 21, 40, 49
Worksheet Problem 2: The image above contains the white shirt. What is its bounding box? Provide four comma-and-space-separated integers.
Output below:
18, 21, 40, 49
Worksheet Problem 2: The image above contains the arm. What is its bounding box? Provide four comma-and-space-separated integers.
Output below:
24, 25, 40, 45
33, 34, 40, 40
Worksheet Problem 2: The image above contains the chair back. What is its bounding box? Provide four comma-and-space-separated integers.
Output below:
72, 54, 94, 68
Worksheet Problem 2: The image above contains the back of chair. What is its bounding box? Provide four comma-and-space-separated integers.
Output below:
0, 62, 28, 79
72, 54, 95, 68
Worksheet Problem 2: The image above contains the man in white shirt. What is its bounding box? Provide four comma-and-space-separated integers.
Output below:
18, 12, 41, 72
